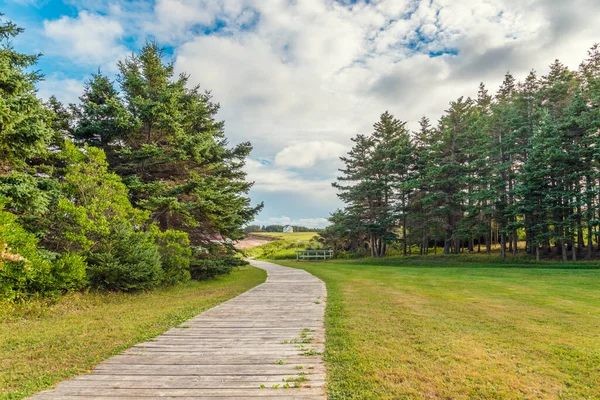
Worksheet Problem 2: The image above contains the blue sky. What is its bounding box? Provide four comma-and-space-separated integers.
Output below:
4, 0, 600, 228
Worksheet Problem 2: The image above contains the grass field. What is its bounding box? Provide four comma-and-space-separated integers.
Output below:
0, 266, 266, 400
244, 232, 321, 259
274, 257, 600, 399
252, 231, 320, 240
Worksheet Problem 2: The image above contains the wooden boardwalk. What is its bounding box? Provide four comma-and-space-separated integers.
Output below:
32, 260, 327, 399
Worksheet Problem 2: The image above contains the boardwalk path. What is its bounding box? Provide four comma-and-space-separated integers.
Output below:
33, 260, 327, 399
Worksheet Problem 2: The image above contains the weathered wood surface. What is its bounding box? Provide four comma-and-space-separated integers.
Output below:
31, 260, 327, 399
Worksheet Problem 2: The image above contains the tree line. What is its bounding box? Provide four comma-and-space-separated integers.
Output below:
322, 45, 600, 260
0, 15, 261, 301
243, 225, 320, 233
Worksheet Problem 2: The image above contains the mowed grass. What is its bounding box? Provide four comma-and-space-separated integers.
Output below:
0, 266, 266, 400
274, 258, 600, 399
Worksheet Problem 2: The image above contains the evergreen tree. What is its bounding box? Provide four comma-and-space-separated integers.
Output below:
0, 15, 52, 168
334, 112, 409, 257
75, 41, 262, 243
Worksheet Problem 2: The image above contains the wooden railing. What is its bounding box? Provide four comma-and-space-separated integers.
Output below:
295, 249, 334, 261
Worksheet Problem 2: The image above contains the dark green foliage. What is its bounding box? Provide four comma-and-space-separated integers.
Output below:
75, 41, 262, 243
332, 112, 413, 257
86, 226, 162, 291
328, 45, 600, 260
73, 72, 137, 151
0, 207, 87, 300
0, 15, 260, 300
0, 14, 52, 167
189, 252, 247, 281
153, 227, 192, 286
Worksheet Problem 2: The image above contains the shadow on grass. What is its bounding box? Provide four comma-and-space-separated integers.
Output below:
335, 254, 600, 270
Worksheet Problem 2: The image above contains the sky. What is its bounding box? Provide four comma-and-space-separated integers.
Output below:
3, 0, 600, 228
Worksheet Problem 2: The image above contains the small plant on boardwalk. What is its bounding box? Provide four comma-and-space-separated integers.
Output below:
301, 348, 322, 356
284, 376, 309, 388
274, 359, 286, 365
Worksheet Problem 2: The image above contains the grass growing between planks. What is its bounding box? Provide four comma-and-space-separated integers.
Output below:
0, 266, 266, 400
274, 258, 600, 399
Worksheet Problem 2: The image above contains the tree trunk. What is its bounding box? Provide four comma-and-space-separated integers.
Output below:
486, 223, 491, 254
403, 215, 407, 256
587, 223, 593, 260
370, 234, 375, 258
560, 239, 568, 262
444, 228, 452, 254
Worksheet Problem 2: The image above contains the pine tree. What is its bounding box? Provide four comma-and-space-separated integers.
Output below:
333, 112, 410, 257
75, 41, 262, 243
0, 15, 52, 168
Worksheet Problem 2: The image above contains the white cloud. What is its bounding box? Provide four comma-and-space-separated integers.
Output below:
274, 141, 347, 169
37, 76, 84, 104
244, 159, 336, 198
43, 11, 127, 68
34, 0, 600, 224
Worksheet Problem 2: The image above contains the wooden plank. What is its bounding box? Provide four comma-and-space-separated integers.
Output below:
30, 260, 327, 399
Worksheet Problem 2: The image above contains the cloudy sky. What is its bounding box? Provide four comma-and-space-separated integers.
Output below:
4, 0, 600, 228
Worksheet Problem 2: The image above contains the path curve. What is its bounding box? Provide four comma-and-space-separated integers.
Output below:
32, 260, 327, 399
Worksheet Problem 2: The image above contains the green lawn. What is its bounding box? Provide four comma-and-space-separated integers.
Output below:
0, 266, 266, 400
274, 257, 600, 399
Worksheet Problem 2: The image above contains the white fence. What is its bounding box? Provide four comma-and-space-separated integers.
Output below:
295, 250, 334, 261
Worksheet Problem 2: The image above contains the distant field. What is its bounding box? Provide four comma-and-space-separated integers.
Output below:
244, 232, 321, 259
274, 257, 600, 399
252, 231, 320, 241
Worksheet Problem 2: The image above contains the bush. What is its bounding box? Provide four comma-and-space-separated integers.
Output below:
189, 251, 248, 281
153, 228, 191, 286
0, 208, 87, 300
86, 227, 162, 291
43, 144, 150, 253
48, 252, 88, 291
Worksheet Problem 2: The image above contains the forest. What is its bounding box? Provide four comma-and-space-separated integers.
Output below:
0, 15, 261, 301
323, 44, 600, 260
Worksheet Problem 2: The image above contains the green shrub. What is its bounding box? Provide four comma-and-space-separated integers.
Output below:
189, 250, 248, 281
189, 259, 232, 281
43, 144, 150, 253
0, 208, 87, 300
153, 228, 192, 286
86, 227, 162, 291
48, 252, 88, 291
